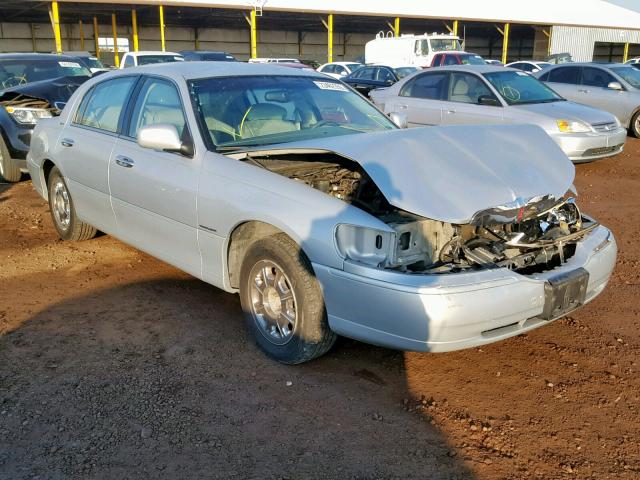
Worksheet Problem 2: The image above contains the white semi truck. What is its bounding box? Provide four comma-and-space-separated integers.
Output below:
365, 32, 463, 68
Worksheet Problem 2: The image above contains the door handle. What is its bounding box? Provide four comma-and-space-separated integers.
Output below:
399, 104, 408, 110
578, 88, 589, 93
115, 155, 134, 168
60, 138, 74, 147
445, 109, 456, 114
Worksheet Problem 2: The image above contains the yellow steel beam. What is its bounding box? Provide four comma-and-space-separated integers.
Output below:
159, 5, 166, 52
250, 9, 257, 59
132, 9, 139, 52
394, 17, 400, 37
452, 19, 459, 36
93, 16, 100, 59
624, 42, 630, 62
79, 20, 84, 50
111, 13, 119, 67
501, 23, 510, 64
327, 14, 333, 63
51, 2, 63, 54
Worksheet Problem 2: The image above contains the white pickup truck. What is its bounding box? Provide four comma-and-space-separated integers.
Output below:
365, 32, 463, 68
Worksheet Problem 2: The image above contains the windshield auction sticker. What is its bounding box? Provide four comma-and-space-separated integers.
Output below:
58, 61, 82, 68
313, 81, 348, 91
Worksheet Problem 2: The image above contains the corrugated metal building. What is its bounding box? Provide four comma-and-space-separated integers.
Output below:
551, 26, 640, 62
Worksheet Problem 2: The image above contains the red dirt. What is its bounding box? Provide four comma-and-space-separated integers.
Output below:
1, 140, 639, 479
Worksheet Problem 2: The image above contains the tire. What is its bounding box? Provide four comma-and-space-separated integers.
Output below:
47, 166, 97, 241
631, 111, 640, 138
239, 233, 337, 364
0, 135, 21, 183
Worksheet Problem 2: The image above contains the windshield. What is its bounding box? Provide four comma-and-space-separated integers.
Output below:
611, 67, 640, 89
394, 67, 421, 79
85, 57, 105, 69
0, 59, 90, 89
461, 55, 486, 65
430, 38, 462, 52
483, 70, 564, 105
189, 75, 396, 149
137, 55, 183, 65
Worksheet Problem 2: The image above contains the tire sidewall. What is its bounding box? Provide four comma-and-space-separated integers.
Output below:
239, 236, 326, 363
632, 111, 640, 138
0, 134, 21, 183
47, 168, 76, 241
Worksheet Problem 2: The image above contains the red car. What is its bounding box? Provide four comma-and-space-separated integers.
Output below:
430, 52, 486, 67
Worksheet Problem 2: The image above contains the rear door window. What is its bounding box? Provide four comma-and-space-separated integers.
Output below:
443, 55, 459, 66
400, 72, 448, 100
548, 66, 579, 84
75, 76, 137, 133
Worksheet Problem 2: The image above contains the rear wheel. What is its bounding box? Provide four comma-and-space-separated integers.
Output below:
239, 233, 336, 364
47, 166, 97, 241
631, 111, 640, 138
0, 135, 21, 183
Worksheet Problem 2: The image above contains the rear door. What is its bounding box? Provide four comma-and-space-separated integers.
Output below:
440, 72, 504, 125
58, 75, 138, 234
388, 71, 448, 126
544, 66, 580, 100
109, 75, 201, 277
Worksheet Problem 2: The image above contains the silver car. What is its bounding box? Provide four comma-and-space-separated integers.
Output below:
27, 63, 616, 364
370, 65, 626, 163
534, 63, 640, 137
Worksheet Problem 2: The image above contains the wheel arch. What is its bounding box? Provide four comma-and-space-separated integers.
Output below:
226, 220, 306, 290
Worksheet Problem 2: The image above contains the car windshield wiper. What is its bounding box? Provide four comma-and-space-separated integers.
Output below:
513, 98, 565, 105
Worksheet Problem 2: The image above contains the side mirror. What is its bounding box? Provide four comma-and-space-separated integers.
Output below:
385, 79, 395, 86
608, 81, 623, 91
478, 95, 500, 107
389, 112, 408, 129
137, 124, 192, 156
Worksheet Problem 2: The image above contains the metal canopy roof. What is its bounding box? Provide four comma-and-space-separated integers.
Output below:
51, 0, 640, 30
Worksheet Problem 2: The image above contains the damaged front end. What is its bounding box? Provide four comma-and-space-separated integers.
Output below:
235, 149, 596, 276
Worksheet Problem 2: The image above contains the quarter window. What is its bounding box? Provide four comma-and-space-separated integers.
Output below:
127, 77, 186, 139
400, 72, 448, 100
548, 66, 579, 84
123, 55, 135, 68
75, 76, 137, 133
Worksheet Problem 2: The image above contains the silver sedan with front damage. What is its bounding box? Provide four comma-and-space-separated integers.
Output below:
371, 65, 627, 163
27, 62, 616, 364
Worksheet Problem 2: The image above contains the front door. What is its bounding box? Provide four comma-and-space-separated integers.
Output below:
109, 76, 201, 277
389, 71, 449, 126
441, 72, 504, 125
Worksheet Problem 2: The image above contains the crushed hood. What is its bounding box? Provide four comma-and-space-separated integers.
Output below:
0, 75, 90, 107
243, 124, 575, 224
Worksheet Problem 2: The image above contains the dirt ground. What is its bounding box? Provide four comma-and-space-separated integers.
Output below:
1, 139, 639, 480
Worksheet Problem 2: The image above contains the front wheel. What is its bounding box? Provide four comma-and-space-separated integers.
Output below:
630, 111, 640, 138
239, 233, 337, 364
47, 166, 97, 241
0, 135, 21, 183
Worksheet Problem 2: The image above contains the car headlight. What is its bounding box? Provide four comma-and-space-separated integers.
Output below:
335, 224, 394, 267
5, 106, 53, 124
556, 119, 590, 133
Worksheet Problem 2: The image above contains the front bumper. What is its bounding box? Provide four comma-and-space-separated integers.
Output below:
314, 225, 616, 353
550, 127, 627, 163
1, 117, 34, 172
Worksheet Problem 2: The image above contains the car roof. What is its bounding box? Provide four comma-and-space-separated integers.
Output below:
546, 62, 627, 67
90, 61, 327, 81
126, 51, 181, 57
0, 53, 85, 61
179, 50, 230, 54
422, 65, 510, 74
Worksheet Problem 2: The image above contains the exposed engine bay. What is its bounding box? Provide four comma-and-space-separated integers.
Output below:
237, 151, 597, 274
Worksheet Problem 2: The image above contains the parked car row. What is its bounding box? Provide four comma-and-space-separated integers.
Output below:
23, 61, 616, 364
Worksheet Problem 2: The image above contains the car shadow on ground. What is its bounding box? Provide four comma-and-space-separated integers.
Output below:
0, 277, 476, 480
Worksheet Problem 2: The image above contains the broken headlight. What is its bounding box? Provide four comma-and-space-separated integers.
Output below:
335, 224, 394, 267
